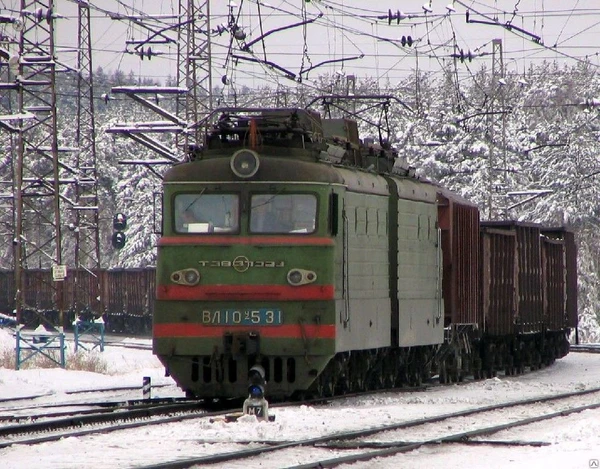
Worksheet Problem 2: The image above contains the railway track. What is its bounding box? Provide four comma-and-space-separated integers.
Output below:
570, 343, 600, 353
2, 365, 598, 468
0, 382, 175, 412
0, 399, 232, 449
1, 362, 589, 451
132, 386, 600, 469
0, 386, 416, 447
0, 380, 472, 453
0, 396, 195, 422
2, 352, 597, 468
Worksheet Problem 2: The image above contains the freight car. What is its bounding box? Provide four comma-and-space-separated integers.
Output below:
0, 268, 155, 334
152, 106, 577, 399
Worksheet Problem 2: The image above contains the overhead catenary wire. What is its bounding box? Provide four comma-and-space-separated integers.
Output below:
6, 0, 599, 94
455, 0, 600, 69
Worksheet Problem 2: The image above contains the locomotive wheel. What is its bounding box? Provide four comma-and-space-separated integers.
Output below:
515, 361, 525, 375
409, 366, 422, 386
449, 355, 460, 383
458, 354, 468, 382
316, 374, 334, 397
371, 371, 385, 390
505, 355, 514, 376
534, 350, 543, 370
415, 364, 424, 386
472, 357, 482, 380
337, 376, 350, 395
439, 362, 448, 384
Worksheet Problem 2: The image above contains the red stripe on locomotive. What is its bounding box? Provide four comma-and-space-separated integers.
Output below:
156, 284, 335, 300
153, 323, 336, 339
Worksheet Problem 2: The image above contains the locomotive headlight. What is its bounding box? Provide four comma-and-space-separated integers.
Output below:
184, 269, 200, 285
287, 269, 317, 286
230, 149, 260, 178
287, 270, 303, 285
171, 268, 201, 286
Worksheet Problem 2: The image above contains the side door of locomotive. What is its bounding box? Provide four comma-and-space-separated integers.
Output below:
329, 189, 350, 328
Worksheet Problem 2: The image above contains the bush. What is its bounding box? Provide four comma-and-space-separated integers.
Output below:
0, 347, 16, 369
66, 350, 108, 373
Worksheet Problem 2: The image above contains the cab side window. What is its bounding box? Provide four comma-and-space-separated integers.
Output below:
250, 194, 317, 234
174, 193, 239, 233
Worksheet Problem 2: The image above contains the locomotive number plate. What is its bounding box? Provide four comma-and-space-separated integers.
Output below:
202, 309, 283, 326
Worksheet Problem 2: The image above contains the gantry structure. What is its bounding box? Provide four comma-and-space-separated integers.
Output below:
108, 0, 213, 162
0, 0, 100, 326
0, 0, 215, 328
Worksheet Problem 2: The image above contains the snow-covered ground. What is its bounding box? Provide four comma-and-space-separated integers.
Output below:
0, 327, 599, 469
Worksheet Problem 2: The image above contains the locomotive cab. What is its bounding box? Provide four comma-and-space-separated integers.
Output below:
153, 112, 344, 398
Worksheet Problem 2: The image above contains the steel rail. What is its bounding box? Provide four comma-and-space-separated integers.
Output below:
289, 400, 600, 468
0, 401, 219, 448
570, 344, 600, 353
134, 385, 600, 469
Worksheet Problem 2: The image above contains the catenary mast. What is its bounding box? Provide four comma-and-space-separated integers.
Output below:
13, 0, 63, 325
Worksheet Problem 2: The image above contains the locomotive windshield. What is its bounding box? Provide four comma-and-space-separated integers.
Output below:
250, 194, 317, 234
174, 193, 239, 233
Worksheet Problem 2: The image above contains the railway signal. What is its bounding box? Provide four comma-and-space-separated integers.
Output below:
242, 365, 273, 421
112, 213, 127, 249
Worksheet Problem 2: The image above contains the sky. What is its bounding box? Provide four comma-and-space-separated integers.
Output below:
1, 327, 600, 468
3, 0, 600, 90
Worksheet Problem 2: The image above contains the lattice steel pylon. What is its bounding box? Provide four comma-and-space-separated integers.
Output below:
0, 13, 19, 270
13, 0, 63, 326
72, 1, 102, 317
487, 38, 504, 220
177, 0, 213, 150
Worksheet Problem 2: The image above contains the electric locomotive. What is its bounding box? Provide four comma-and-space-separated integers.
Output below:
153, 106, 577, 399
153, 107, 446, 398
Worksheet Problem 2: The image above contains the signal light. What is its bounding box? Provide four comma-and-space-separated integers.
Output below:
248, 365, 266, 390
247, 364, 266, 399
248, 384, 264, 399
243, 364, 270, 420
401, 35, 413, 47
112, 231, 126, 249
112, 213, 127, 249
113, 213, 127, 230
